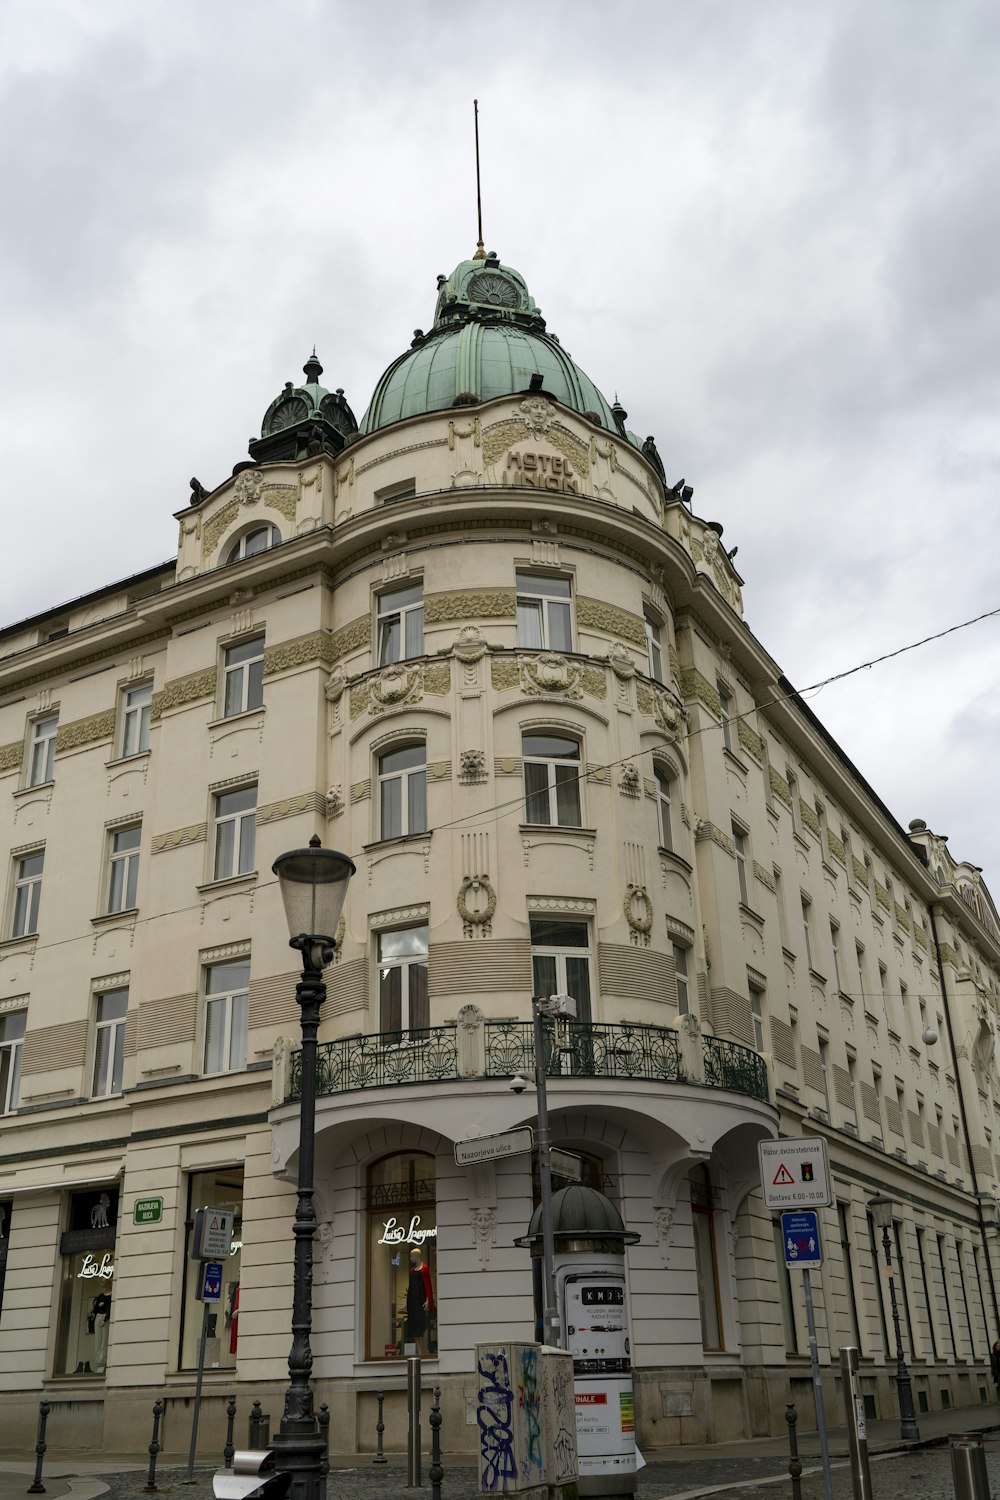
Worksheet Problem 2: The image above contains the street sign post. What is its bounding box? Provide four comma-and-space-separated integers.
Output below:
758, 1137, 831, 1209
781, 1210, 823, 1270
455, 1127, 533, 1166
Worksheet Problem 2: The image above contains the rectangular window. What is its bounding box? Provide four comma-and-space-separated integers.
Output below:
673, 944, 690, 1015
830, 921, 843, 991
879, 963, 892, 1026
522, 733, 582, 827
204, 959, 250, 1074
787, 770, 800, 832
516, 572, 572, 652
181, 1168, 242, 1371
0, 1011, 26, 1114
107, 825, 141, 913
530, 918, 592, 1024
120, 683, 152, 757
774, 869, 789, 948
916, 1227, 940, 1360
12, 852, 43, 938
773, 1219, 798, 1353
718, 684, 734, 752
837, 1202, 862, 1348
655, 768, 673, 851
900, 980, 910, 1038
213, 786, 257, 881
222, 637, 264, 717
378, 745, 427, 840
938, 1234, 959, 1359
855, 942, 867, 1003
733, 825, 749, 905
691, 1167, 723, 1350
872, 1067, 884, 1141
644, 613, 664, 682
27, 714, 58, 787
377, 582, 424, 665
846, 1054, 859, 1126
749, 982, 765, 1051
818, 1035, 831, 1112
896, 1085, 908, 1146
801, 896, 814, 968
92, 988, 128, 1098
378, 927, 429, 1038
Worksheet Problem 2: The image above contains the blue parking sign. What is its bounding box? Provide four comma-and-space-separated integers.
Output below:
781, 1210, 823, 1269
200, 1260, 224, 1302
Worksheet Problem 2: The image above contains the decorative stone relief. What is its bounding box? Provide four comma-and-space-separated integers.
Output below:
451, 626, 488, 664
490, 659, 521, 692
605, 644, 636, 681
458, 875, 497, 938
324, 669, 347, 704
519, 396, 556, 435
459, 750, 487, 784
521, 653, 583, 700
425, 589, 516, 625
653, 1207, 675, 1267
624, 885, 653, 947
577, 598, 646, 648
472, 1206, 497, 1268
151, 668, 217, 721
619, 764, 641, 799
653, 689, 686, 740
423, 662, 451, 696
370, 664, 422, 712
56, 709, 117, 754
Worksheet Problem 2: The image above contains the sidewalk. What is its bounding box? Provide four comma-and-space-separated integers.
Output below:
0, 1399, 997, 1500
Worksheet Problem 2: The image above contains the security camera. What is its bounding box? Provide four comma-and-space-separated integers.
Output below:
509, 1074, 528, 1095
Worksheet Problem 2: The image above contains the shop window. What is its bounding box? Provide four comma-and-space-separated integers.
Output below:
690, 1164, 724, 1351
54, 1187, 119, 1377
366, 1151, 436, 1361
377, 582, 424, 665
119, 683, 152, 758
180, 1168, 243, 1371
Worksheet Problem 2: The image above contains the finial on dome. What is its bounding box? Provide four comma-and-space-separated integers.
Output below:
473, 99, 487, 259
303, 349, 323, 384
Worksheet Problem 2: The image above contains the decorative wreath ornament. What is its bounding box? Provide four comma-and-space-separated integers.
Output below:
624, 883, 653, 947
458, 874, 497, 937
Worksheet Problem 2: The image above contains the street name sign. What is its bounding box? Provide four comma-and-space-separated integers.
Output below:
758, 1137, 831, 1209
455, 1127, 534, 1166
550, 1149, 584, 1181
133, 1196, 163, 1225
781, 1210, 823, 1270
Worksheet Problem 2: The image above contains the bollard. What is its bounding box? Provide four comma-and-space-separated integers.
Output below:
950, 1434, 990, 1500
27, 1400, 51, 1495
318, 1405, 330, 1478
429, 1386, 443, 1500
373, 1389, 387, 1465
784, 1402, 802, 1500
839, 1347, 873, 1500
407, 1356, 422, 1487
223, 1397, 237, 1469
248, 1401, 263, 1448
144, 1398, 165, 1493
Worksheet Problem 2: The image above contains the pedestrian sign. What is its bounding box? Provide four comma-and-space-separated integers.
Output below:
200, 1260, 224, 1302
781, 1211, 823, 1269
758, 1137, 831, 1208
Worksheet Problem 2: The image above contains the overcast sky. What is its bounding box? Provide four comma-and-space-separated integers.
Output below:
2, 0, 998, 886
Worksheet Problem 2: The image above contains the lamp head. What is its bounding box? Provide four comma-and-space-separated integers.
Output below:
272, 837, 355, 955
868, 1194, 894, 1230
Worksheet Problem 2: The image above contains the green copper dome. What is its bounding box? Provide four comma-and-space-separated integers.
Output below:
360, 251, 632, 442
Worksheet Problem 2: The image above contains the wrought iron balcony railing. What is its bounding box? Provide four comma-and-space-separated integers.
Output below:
288, 1020, 770, 1105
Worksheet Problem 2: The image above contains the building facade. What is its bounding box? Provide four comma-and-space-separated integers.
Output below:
1, 249, 1000, 1454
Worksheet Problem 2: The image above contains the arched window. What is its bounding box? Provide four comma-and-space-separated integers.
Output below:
224, 525, 281, 565
366, 1151, 436, 1361
522, 733, 582, 827
654, 766, 673, 851
690, 1164, 724, 1350
377, 744, 427, 839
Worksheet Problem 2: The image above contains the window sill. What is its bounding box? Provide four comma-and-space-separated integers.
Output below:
13, 780, 53, 799
196, 871, 258, 895
91, 908, 138, 928
363, 831, 432, 854
105, 750, 152, 770
808, 968, 827, 987
659, 846, 693, 875
739, 902, 765, 931
208, 707, 265, 732
792, 832, 811, 853
722, 748, 749, 775
520, 824, 597, 839
0, 932, 38, 952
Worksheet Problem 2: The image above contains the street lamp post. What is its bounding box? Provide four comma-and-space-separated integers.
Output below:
868, 1195, 920, 1440
270, 837, 356, 1500
531, 992, 576, 1349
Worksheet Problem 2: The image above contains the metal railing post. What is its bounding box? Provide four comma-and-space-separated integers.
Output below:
429, 1386, 443, 1500
223, 1396, 237, 1469
373, 1389, 387, 1464
27, 1400, 51, 1495
839, 1347, 873, 1500
407, 1356, 422, 1487
784, 1402, 802, 1500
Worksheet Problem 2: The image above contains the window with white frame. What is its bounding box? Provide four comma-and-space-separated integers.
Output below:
522, 733, 582, 827
92, 988, 128, 1098
644, 613, 664, 682
224, 525, 280, 564
377, 927, 429, 1039
690, 1164, 724, 1350
107, 825, 141, 913
377, 744, 427, 840
516, 573, 572, 652
718, 683, 734, 753
11, 852, 43, 938
673, 944, 690, 1014
801, 895, 814, 968
830, 920, 843, 991
204, 959, 249, 1074
655, 767, 673, 851
222, 637, 264, 717
0, 1011, 25, 1114
213, 786, 257, 881
530, 918, 592, 1023
119, 683, 152, 757
733, 824, 749, 905
817, 1034, 831, 1112
376, 582, 424, 665
749, 981, 765, 1050
27, 715, 58, 787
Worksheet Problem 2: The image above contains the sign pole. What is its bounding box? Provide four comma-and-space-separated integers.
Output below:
801, 1268, 833, 1500
184, 1298, 211, 1483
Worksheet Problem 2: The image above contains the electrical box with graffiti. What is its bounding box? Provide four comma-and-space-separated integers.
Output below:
476, 1342, 579, 1499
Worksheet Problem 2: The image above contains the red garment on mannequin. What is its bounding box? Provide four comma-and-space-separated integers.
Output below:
229, 1285, 240, 1354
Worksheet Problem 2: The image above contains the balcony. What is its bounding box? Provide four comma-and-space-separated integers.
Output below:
288, 1019, 769, 1105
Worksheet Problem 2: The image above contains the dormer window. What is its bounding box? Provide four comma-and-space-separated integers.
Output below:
224, 526, 280, 565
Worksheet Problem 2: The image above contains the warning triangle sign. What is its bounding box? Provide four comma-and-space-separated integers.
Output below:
210, 1217, 219, 1229
772, 1163, 795, 1186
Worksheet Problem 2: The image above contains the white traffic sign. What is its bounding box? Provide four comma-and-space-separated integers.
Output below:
758, 1137, 831, 1209
550, 1149, 583, 1181
190, 1205, 235, 1260
455, 1127, 534, 1166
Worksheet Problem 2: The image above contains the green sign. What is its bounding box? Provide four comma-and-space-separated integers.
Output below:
133, 1196, 163, 1225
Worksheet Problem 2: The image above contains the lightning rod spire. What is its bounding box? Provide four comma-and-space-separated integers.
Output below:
473, 99, 486, 260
